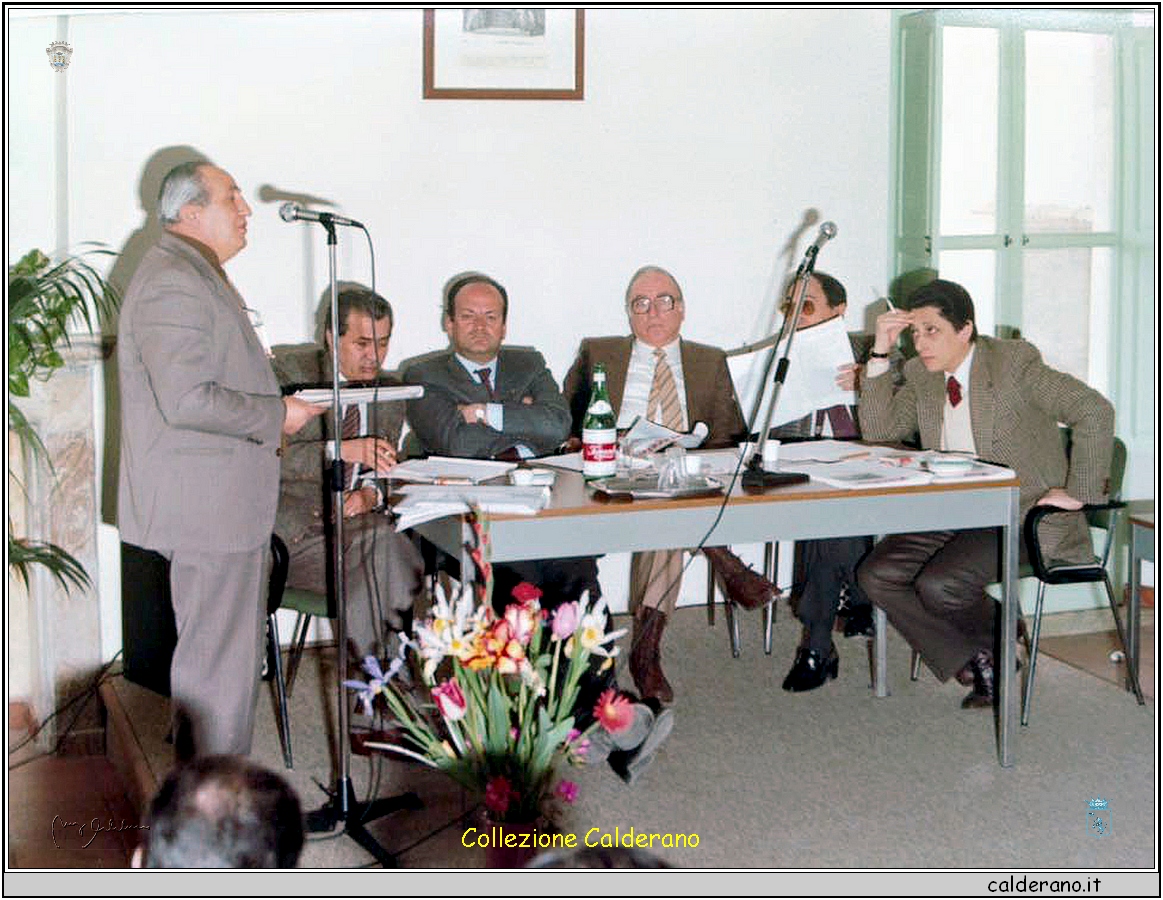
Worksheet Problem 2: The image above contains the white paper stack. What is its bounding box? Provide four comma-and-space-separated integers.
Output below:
385, 456, 516, 484
391, 484, 551, 530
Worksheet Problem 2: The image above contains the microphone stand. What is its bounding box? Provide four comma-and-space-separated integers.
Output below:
740, 247, 821, 492
301, 215, 420, 867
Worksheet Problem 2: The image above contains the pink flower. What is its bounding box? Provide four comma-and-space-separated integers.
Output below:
511, 582, 542, 604
550, 601, 580, 641
555, 780, 579, 804
593, 688, 636, 735
484, 775, 517, 816
432, 678, 467, 721
503, 600, 539, 647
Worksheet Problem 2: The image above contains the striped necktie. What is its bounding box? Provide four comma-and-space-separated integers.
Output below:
341, 403, 360, 487
649, 348, 684, 431
477, 367, 498, 401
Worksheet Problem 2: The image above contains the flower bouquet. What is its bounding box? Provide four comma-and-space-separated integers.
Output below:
346, 513, 630, 825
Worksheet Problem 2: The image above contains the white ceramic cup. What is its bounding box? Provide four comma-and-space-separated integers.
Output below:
683, 455, 703, 477
762, 439, 782, 467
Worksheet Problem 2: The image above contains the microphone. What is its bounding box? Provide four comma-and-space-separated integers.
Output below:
806, 221, 837, 256
278, 201, 363, 229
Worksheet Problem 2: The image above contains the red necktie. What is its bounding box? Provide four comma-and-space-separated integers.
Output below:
946, 375, 962, 408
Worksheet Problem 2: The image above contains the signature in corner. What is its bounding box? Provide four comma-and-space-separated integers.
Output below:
51, 815, 149, 849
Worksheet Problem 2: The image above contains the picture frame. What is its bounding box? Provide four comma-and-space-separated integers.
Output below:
423, 8, 585, 100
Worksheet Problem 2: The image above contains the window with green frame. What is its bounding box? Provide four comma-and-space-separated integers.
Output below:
891, 8, 1155, 495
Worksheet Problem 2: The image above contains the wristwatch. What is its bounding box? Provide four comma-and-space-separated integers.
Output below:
474, 407, 487, 423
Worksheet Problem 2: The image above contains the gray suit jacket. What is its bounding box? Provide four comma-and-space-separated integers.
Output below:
859, 336, 1114, 564
561, 336, 747, 449
402, 346, 570, 459
117, 232, 285, 553
270, 344, 406, 545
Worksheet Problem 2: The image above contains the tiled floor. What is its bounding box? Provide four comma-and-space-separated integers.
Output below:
7, 736, 141, 869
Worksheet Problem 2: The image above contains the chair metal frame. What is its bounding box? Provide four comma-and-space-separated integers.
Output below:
706, 541, 781, 657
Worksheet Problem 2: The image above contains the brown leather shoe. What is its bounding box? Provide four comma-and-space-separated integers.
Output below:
630, 607, 673, 704
703, 546, 778, 610
960, 649, 995, 709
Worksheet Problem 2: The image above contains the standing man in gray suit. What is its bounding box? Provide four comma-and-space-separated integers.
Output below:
858, 279, 1114, 708
118, 161, 323, 756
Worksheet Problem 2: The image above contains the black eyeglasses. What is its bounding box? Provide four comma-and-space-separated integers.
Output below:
629, 294, 681, 315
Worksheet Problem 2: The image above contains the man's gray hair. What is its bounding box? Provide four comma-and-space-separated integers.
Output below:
624, 265, 683, 306
157, 161, 210, 225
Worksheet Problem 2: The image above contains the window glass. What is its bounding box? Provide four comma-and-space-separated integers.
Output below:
1024, 31, 1115, 233
939, 26, 999, 236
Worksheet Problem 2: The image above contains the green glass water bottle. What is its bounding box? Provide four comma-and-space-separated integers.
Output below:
582, 363, 617, 479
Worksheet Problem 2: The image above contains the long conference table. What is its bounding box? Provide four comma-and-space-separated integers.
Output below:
412, 464, 1023, 767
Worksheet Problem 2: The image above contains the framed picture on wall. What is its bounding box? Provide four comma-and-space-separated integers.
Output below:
423, 8, 585, 100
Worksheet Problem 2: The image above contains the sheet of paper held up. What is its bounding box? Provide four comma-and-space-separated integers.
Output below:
769, 314, 856, 428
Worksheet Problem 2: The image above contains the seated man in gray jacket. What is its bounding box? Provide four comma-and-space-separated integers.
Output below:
272, 284, 424, 669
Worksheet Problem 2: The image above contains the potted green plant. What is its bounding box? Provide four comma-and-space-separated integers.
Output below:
8, 246, 119, 591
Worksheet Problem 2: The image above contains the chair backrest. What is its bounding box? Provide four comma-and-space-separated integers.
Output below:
1057, 429, 1125, 529
268, 534, 290, 617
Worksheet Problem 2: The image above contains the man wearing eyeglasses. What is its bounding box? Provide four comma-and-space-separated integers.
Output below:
562, 265, 753, 704
772, 271, 884, 692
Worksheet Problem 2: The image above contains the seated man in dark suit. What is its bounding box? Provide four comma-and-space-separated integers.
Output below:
402, 272, 599, 608
403, 272, 671, 783
772, 271, 879, 692
271, 284, 424, 664
858, 279, 1114, 708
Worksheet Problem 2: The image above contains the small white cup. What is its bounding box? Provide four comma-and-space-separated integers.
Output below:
762, 440, 782, 467
683, 455, 703, 477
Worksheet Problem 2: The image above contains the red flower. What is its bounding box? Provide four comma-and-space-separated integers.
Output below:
511, 582, 542, 604
484, 775, 517, 816
593, 688, 636, 735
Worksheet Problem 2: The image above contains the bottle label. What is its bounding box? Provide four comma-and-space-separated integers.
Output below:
585, 399, 613, 416
581, 427, 617, 477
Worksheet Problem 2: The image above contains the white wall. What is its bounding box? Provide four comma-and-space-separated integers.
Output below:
7, 7, 896, 650
9, 7, 894, 372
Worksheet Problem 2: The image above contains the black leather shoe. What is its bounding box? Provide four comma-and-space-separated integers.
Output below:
842, 605, 875, 638
960, 649, 995, 709
781, 646, 839, 692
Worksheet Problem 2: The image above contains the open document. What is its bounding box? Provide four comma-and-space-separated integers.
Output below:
778, 440, 1015, 489
391, 484, 551, 530
770, 314, 856, 428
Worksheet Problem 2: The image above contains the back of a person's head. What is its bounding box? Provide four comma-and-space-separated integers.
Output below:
141, 755, 303, 868
528, 845, 674, 868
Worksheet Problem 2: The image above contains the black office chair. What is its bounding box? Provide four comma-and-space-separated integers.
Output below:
1022, 499, 1145, 722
